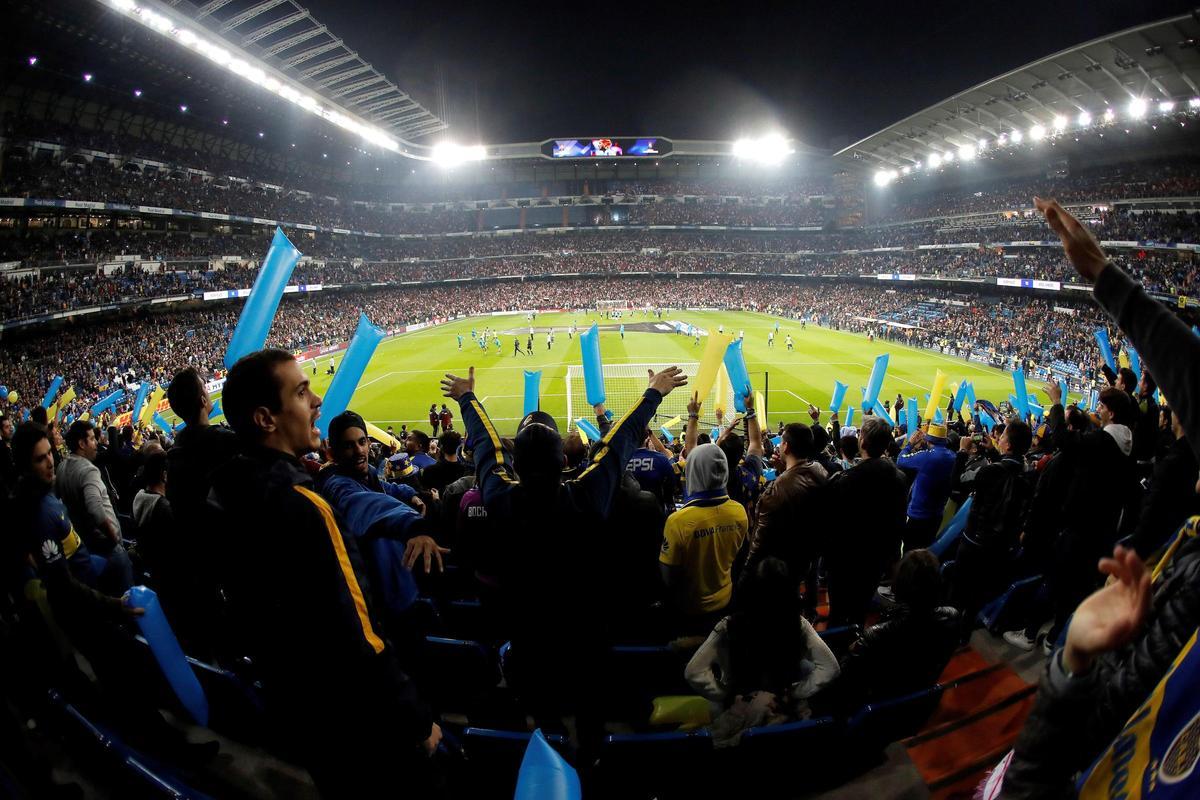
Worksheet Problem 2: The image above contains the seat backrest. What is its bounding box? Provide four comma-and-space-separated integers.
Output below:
423, 636, 500, 698
848, 684, 946, 749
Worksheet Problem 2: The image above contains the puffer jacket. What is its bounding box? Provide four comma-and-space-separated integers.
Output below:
835, 604, 961, 706
744, 459, 828, 575
1000, 520, 1200, 799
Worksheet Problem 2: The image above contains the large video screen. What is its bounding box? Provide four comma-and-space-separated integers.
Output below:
541, 137, 671, 159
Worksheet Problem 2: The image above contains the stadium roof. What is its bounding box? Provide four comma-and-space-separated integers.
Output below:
131, 0, 447, 143
832, 13, 1200, 171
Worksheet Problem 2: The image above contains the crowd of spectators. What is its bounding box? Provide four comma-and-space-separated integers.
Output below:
2, 202, 1198, 798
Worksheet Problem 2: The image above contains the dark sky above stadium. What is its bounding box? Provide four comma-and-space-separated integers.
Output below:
305, 0, 1195, 149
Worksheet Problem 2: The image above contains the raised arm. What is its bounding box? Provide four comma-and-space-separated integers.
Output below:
1035, 196, 1200, 463
744, 392, 763, 457
571, 367, 687, 517
684, 391, 701, 456
442, 367, 519, 508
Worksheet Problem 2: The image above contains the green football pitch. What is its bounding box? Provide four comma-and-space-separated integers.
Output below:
291, 310, 1053, 435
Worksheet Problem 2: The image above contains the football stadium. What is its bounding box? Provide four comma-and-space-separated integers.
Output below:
2, 0, 1200, 797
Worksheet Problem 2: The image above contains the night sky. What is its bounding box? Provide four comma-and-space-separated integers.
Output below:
300, 0, 1196, 148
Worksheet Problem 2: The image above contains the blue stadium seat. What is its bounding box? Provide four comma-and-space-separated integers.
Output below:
604, 645, 692, 719
48, 689, 216, 800
977, 574, 1043, 633
847, 684, 946, 752
593, 729, 713, 799
738, 715, 840, 775
817, 625, 861, 656
422, 636, 502, 713
460, 727, 571, 800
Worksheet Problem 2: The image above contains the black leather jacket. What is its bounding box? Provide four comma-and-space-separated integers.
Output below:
836, 604, 962, 706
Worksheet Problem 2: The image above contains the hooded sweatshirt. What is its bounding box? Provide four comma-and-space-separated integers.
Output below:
1104, 423, 1133, 457
661, 444, 750, 614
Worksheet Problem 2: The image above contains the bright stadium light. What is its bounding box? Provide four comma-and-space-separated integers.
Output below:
431, 142, 486, 166
900, 165, 911, 175
942, 150, 954, 163
1029, 124, 1046, 141
1190, 98, 1200, 108
1128, 98, 1148, 118
106, 0, 407, 155
1052, 115, 1067, 132
978, 138, 988, 150
997, 133, 1007, 145
957, 144, 975, 160
1159, 101, 1175, 113
1078, 110, 1092, 126
873, 170, 890, 187
731, 134, 794, 165
927, 152, 942, 169
1010, 129, 1023, 143
1104, 107, 1116, 122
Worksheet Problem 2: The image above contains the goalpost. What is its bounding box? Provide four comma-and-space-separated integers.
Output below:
566, 362, 739, 432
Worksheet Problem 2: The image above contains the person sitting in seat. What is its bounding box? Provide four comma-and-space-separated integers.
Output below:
819, 549, 959, 714
685, 558, 839, 747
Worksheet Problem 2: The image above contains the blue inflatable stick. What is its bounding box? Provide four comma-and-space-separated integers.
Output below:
830, 381, 849, 415
844, 407, 855, 427
933, 407, 945, 425
90, 389, 124, 417
763, 468, 777, 481
515, 729, 581, 800
723, 339, 753, 412
575, 418, 602, 442
930, 496, 973, 558
579, 323, 605, 406
317, 314, 386, 439
659, 426, 675, 443
1058, 380, 1069, 408
153, 413, 174, 436
871, 399, 894, 428
41, 375, 63, 409
711, 426, 721, 441
126, 586, 209, 726
224, 227, 302, 370
131, 381, 151, 425
1127, 347, 1142, 381
965, 382, 977, 412
1094, 329, 1116, 373
862, 354, 889, 411
523, 370, 542, 416
1011, 369, 1030, 418
906, 397, 919, 435
208, 400, 223, 421
0, 385, 6, 398
770, 435, 783, 446
979, 409, 997, 432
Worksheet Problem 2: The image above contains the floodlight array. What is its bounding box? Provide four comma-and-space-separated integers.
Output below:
107, 0, 401, 153
873, 95, 1200, 187
731, 134, 795, 165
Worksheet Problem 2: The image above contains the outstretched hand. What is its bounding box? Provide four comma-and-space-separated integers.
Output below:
687, 391, 702, 416
441, 367, 475, 400
648, 366, 688, 398
1063, 545, 1152, 674
1034, 196, 1108, 283
1045, 380, 1063, 406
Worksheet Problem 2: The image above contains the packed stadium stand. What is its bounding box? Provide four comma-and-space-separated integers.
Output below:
3, 1, 1200, 798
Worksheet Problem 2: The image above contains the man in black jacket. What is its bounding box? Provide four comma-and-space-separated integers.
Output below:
212, 349, 440, 796
1128, 407, 1198, 560
162, 367, 241, 658
948, 419, 1033, 631
442, 364, 686, 752
822, 416, 909, 627
998, 198, 1200, 799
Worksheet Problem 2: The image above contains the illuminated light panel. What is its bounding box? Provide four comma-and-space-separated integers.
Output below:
1128, 98, 1148, 118
1029, 124, 1046, 141
1077, 111, 1091, 126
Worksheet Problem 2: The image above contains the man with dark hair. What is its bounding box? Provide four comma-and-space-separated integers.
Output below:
0, 413, 14, 493
949, 419, 1035, 630
822, 416, 909, 626
56, 421, 124, 561
131, 449, 174, 577
211, 349, 440, 795
319, 410, 448, 670
1131, 371, 1160, 475
406, 429, 436, 471
442, 363, 686, 750
162, 366, 240, 658
744, 421, 828, 593
420, 429, 465, 494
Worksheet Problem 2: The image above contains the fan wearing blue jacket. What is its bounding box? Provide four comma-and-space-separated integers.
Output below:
319, 411, 449, 664
896, 422, 957, 552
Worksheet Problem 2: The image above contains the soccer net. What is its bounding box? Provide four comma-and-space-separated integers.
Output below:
565, 362, 737, 433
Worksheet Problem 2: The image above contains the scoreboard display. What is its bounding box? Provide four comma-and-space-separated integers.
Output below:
541, 137, 671, 159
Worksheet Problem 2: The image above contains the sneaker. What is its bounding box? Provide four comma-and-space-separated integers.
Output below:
1003, 630, 1036, 652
